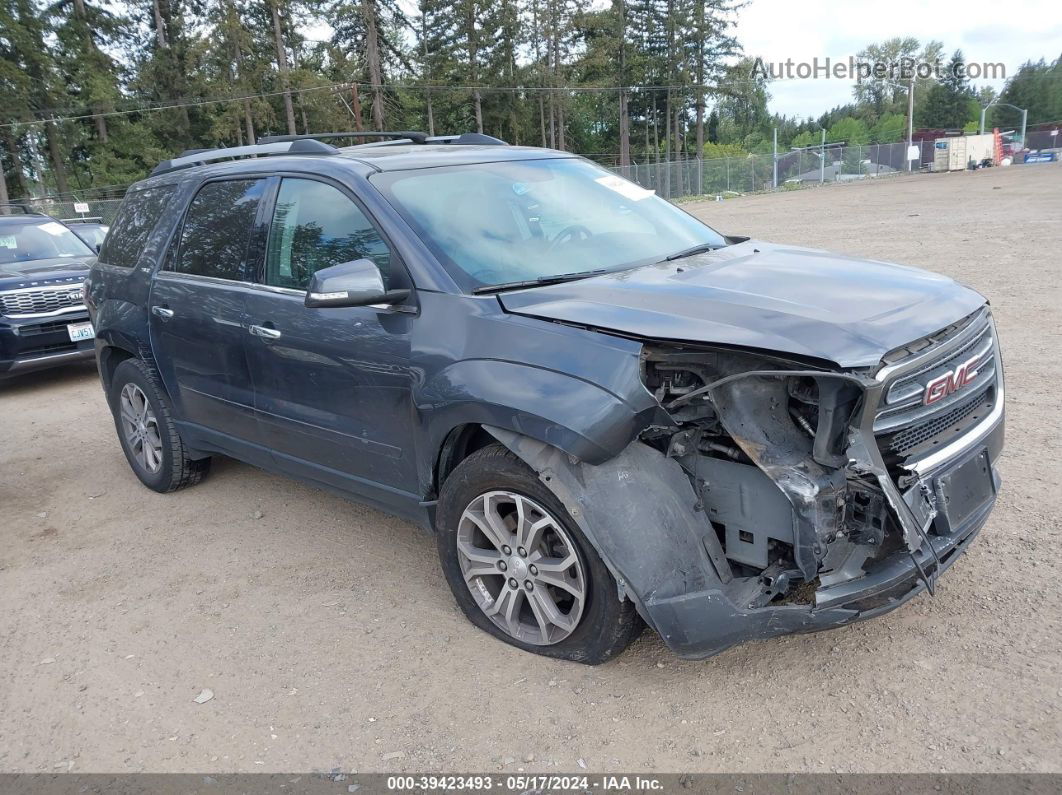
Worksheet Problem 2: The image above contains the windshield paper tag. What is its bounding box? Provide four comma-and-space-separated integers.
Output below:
594, 175, 655, 202
0, 235, 15, 249
40, 221, 69, 237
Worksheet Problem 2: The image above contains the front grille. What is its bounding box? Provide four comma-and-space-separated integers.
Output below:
884, 390, 992, 456
19, 320, 73, 337
0, 282, 85, 316
875, 308, 1000, 461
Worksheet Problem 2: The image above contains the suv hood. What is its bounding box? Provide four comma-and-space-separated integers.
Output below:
498, 240, 986, 368
0, 257, 93, 290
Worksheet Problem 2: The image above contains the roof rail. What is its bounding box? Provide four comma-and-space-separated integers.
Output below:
258, 131, 430, 145
256, 131, 509, 147
150, 138, 338, 177
0, 203, 43, 215
60, 216, 105, 224
427, 133, 508, 146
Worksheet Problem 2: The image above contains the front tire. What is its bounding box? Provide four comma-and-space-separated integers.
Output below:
108, 358, 210, 493
437, 444, 641, 664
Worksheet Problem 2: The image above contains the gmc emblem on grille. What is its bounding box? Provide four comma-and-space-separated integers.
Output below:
923, 354, 980, 405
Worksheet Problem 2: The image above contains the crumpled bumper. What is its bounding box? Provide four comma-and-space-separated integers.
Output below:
487, 393, 1003, 661
650, 423, 1002, 660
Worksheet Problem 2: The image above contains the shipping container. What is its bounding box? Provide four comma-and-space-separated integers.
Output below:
932, 134, 997, 171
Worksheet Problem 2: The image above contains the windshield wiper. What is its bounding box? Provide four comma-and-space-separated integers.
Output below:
472, 269, 609, 295
664, 242, 723, 261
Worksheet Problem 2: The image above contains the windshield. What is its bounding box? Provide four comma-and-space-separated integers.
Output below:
72, 224, 109, 249
0, 218, 95, 269
372, 158, 726, 291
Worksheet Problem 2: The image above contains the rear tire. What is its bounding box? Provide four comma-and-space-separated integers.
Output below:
437, 444, 642, 664
108, 358, 210, 493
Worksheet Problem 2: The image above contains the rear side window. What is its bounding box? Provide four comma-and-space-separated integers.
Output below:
173, 179, 266, 280
98, 184, 176, 268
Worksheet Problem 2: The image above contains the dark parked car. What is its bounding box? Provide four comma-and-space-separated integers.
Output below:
85, 133, 1004, 663
0, 207, 97, 378
63, 218, 110, 251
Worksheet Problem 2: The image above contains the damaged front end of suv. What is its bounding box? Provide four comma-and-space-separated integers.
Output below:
490, 306, 1003, 659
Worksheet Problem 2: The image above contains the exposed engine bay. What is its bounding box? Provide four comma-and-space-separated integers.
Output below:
488, 310, 1002, 658
640, 344, 937, 609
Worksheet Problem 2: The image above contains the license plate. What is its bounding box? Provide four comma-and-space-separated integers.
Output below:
67, 321, 95, 342
939, 450, 994, 528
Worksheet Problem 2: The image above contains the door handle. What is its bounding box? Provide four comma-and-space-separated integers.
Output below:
151, 305, 174, 320
249, 324, 281, 340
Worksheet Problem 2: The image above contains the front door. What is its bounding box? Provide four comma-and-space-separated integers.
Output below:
242, 177, 419, 504
149, 177, 268, 452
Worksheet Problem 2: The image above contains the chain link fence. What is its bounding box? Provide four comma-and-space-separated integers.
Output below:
610, 141, 926, 200
12, 197, 126, 225
6, 139, 945, 220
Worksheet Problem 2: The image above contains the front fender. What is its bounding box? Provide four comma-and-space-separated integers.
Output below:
483, 428, 725, 642
419, 359, 665, 471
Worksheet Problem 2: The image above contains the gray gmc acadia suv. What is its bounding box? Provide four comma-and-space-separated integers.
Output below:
85, 132, 1004, 663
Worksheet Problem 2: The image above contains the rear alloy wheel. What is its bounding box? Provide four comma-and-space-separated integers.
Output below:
457, 490, 587, 645
437, 444, 642, 663
109, 357, 210, 493
118, 383, 164, 474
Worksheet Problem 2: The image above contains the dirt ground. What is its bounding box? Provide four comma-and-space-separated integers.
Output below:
1, 164, 1059, 775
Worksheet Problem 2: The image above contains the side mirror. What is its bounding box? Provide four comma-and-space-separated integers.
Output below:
304, 258, 410, 309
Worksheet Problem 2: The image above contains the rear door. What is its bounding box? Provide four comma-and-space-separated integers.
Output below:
242, 176, 419, 503
149, 177, 269, 451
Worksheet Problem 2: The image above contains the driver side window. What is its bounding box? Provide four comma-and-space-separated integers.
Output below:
264, 178, 392, 290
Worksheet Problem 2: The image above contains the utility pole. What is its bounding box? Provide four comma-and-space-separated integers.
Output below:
980, 99, 1029, 145
772, 127, 778, 189
906, 75, 915, 172
820, 128, 825, 184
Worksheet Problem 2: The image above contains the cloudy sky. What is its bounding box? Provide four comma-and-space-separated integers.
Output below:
306, 0, 1062, 122
737, 0, 1062, 119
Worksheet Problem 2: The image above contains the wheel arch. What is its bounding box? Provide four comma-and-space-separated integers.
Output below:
433, 423, 498, 498
479, 426, 730, 648
97, 342, 137, 393
420, 358, 666, 503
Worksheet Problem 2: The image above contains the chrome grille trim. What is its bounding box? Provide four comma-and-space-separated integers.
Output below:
0, 280, 86, 318
874, 309, 997, 434
875, 307, 990, 384
874, 307, 1003, 472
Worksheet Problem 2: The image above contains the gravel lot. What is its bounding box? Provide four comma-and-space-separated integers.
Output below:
1, 163, 1059, 774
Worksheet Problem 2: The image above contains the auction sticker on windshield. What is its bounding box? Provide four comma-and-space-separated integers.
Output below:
40, 221, 71, 237
594, 174, 655, 201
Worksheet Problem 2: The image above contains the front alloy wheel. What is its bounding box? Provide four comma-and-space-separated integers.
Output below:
436, 444, 642, 663
457, 491, 586, 645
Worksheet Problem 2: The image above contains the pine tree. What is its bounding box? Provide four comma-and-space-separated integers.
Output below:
919, 50, 973, 129
0, 0, 41, 197
47, 0, 125, 144
997, 56, 1062, 132
330, 0, 411, 131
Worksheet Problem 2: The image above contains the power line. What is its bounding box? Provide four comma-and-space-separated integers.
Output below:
0, 83, 350, 131
0, 78, 796, 130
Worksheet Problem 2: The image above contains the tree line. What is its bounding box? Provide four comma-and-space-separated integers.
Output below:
0, 0, 1058, 204
0, 0, 744, 200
